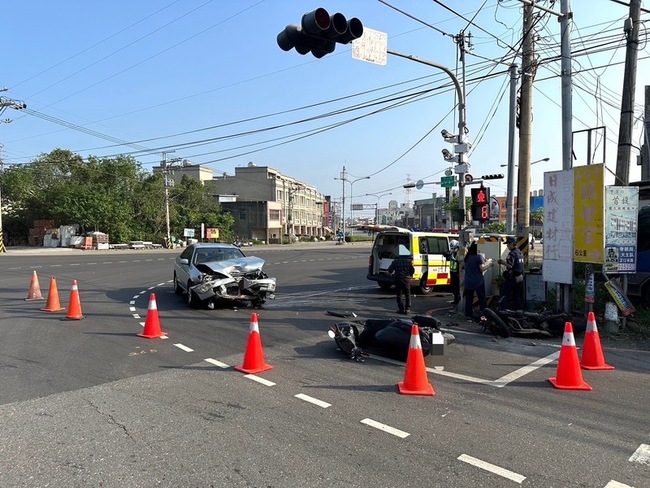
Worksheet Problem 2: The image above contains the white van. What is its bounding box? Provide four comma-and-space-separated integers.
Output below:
365, 225, 455, 294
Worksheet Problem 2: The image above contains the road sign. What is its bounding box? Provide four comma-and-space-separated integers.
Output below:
352, 27, 387, 65
465, 173, 474, 183
440, 176, 455, 188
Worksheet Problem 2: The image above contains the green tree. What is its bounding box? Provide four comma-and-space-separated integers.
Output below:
0, 148, 234, 245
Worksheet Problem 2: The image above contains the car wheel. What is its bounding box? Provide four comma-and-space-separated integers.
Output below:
418, 276, 433, 295
187, 281, 200, 308
378, 282, 392, 291
174, 274, 183, 295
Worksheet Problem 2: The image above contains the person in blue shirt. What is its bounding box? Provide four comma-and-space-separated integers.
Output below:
463, 241, 488, 321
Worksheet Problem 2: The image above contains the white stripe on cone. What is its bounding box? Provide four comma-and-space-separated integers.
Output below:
148, 296, 157, 310
562, 331, 576, 347
409, 327, 422, 350
250, 320, 259, 333
586, 319, 597, 333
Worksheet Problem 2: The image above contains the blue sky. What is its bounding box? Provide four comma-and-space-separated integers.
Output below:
2, 1, 648, 218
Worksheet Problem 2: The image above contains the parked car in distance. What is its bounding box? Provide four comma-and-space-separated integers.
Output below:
173, 242, 276, 309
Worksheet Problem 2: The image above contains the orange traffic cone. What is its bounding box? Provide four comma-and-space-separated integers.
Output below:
25, 270, 44, 301
548, 322, 592, 390
137, 293, 168, 339
235, 313, 273, 374
63, 279, 85, 320
42, 276, 65, 312
580, 312, 614, 370
398, 324, 435, 396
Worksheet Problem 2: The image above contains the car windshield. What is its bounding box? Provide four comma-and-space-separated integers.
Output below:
194, 248, 244, 264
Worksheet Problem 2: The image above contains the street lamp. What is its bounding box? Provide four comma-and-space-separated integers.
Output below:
365, 192, 392, 225
334, 167, 370, 242
501, 157, 549, 233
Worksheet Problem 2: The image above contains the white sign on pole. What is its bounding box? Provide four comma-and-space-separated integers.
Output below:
542, 170, 574, 285
351, 27, 387, 66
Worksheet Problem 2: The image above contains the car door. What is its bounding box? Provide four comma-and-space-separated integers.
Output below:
175, 245, 195, 289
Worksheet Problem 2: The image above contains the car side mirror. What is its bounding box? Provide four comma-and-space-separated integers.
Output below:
178, 258, 189, 265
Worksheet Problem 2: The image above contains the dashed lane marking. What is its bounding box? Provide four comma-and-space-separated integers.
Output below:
360, 418, 410, 439
458, 454, 526, 484
629, 444, 650, 465
204, 358, 229, 369
605, 481, 635, 488
244, 374, 275, 387
295, 393, 331, 409
174, 343, 194, 352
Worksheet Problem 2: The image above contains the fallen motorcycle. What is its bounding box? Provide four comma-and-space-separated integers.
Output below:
327, 312, 443, 363
479, 308, 587, 339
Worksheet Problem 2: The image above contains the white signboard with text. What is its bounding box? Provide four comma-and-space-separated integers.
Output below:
542, 170, 574, 284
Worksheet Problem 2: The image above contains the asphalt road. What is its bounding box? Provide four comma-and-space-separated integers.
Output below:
0, 243, 648, 487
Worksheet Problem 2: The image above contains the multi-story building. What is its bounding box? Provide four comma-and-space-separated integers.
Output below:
211, 162, 326, 244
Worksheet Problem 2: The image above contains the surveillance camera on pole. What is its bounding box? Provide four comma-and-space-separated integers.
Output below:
277, 8, 364, 58
441, 129, 459, 143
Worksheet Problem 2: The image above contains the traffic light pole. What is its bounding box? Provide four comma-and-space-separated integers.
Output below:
386, 49, 468, 239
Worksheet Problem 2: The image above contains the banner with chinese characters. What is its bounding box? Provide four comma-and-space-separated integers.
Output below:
604, 186, 639, 274
542, 170, 574, 284
573, 164, 604, 263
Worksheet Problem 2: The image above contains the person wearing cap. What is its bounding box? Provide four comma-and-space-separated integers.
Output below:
448, 240, 461, 305
388, 244, 415, 314
498, 236, 525, 310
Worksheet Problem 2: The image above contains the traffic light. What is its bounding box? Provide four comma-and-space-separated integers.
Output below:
277, 8, 364, 58
471, 187, 490, 223
481, 174, 504, 180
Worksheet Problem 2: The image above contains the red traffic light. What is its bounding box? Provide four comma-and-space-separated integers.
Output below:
471, 187, 489, 205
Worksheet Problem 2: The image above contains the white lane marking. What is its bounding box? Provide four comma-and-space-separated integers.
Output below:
129, 307, 137, 312
295, 393, 331, 408
133, 314, 141, 319
491, 351, 560, 388
629, 444, 650, 465
244, 374, 275, 387
70, 263, 80, 266
102, 262, 113, 264
157, 282, 166, 287
605, 481, 635, 488
370, 345, 559, 388
139, 290, 146, 294
204, 358, 229, 368
129, 300, 136, 305
174, 343, 194, 353
458, 454, 526, 484
51, 264, 62, 267
360, 418, 410, 439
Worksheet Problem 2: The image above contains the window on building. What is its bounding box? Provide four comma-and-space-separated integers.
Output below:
269, 210, 280, 221
239, 213, 246, 220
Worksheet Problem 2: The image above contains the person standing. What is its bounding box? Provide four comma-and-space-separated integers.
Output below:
448, 240, 461, 305
463, 241, 490, 321
498, 236, 525, 310
388, 244, 415, 314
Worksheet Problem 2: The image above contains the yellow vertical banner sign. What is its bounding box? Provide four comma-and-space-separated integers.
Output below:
573, 164, 604, 263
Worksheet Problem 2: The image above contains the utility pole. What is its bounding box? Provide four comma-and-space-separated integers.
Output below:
506, 63, 519, 234
615, 0, 642, 186
162, 152, 181, 249
0, 93, 28, 253
517, 2, 535, 238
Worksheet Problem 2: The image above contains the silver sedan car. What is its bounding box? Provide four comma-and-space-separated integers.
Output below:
173, 242, 276, 309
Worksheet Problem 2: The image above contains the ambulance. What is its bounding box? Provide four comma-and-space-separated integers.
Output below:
364, 225, 455, 294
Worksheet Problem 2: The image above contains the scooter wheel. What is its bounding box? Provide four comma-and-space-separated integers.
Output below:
481, 309, 511, 338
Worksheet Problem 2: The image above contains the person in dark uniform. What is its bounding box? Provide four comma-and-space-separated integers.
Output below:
498, 236, 525, 310
448, 239, 461, 305
388, 244, 415, 315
